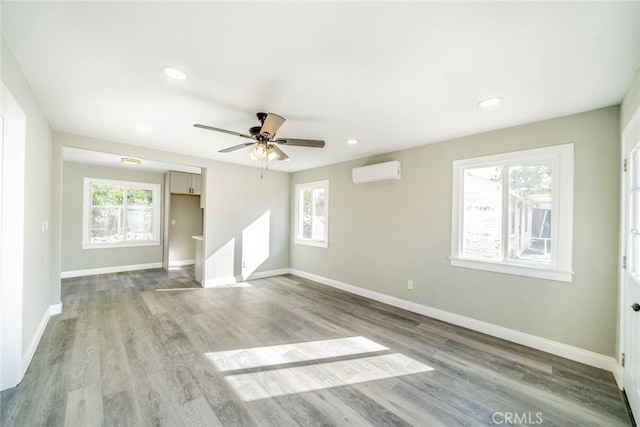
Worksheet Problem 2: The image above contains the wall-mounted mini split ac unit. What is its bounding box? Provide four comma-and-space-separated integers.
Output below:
352, 160, 401, 184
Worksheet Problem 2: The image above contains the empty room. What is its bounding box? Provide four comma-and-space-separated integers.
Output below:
1, 1, 639, 426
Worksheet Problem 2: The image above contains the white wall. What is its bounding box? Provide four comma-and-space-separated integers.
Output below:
291, 106, 620, 357
1, 38, 53, 388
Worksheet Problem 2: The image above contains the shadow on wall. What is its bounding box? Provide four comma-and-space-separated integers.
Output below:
204, 210, 271, 286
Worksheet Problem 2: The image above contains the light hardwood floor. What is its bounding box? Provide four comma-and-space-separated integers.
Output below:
1, 268, 632, 426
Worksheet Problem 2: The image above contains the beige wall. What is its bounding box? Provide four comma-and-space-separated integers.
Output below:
53, 131, 290, 287
205, 160, 290, 281
1, 39, 54, 356
291, 106, 620, 356
61, 162, 165, 272
169, 194, 202, 264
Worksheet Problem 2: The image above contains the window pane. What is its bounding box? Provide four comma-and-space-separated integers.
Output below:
296, 182, 329, 244
301, 188, 313, 239
507, 164, 552, 264
312, 188, 325, 241
462, 166, 502, 260
126, 188, 154, 241
90, 184, 124, 243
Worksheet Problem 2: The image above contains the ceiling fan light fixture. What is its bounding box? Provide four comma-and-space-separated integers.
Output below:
267, 148, 279, 161
161, 65, 188, 81
251, 144, 268, 161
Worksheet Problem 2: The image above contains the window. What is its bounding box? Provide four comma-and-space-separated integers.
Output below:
295, 180, 329, 248
83, 178, 161, 248
451, 144, 573, 282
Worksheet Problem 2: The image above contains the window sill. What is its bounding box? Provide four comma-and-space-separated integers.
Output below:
294, 239, 328, 248
450, 257, 573, 283
82, 240, 161, 250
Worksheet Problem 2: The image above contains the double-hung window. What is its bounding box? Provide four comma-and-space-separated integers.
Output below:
451, 144, 573, 282
294, 180, 329, 248
83, 178, 161, 248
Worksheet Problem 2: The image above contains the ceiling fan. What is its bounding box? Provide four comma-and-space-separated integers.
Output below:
194, 112, 325, 162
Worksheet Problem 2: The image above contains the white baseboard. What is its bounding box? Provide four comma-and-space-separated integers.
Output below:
612, 363, 624, 389
49, 302, 63, 315
290, 269, 618, 375
169, 259, 195, 267
247, 268, 291, 280
22, 302, 63, 374
61, 262, 163, 278
203, 275, 239, 288
203, 268, 291, 288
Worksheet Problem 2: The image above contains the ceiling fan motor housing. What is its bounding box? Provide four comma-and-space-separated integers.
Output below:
256, 112, 268, 124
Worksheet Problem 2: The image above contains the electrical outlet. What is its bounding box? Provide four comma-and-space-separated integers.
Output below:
407, 280, 414, 290
171, 219, 176, 226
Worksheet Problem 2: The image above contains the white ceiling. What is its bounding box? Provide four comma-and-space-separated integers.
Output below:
2, 2, 639, 172
63, 147, 201, 174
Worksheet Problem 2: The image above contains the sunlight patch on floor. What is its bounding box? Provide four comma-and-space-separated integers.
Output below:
206, 336, 388, 372
225, 352, 434, 401
206, 336, 434, 401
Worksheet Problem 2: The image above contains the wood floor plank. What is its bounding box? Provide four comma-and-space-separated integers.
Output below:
64, 381, 104, 427
0, 267, 631, 426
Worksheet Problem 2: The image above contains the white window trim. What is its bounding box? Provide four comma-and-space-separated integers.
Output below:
450, 143, 574, 282
294, 179, 329, 248
82, 177, 162, 249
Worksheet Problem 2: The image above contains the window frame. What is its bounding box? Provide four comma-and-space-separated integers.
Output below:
450, 144, 574, 282
294, 179, 330, 248
82, 177, 162, 249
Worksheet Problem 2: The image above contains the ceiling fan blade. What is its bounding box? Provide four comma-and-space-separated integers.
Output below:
194, 124, 253, 139
275, 138, 325, 148
218, 142, 256, 153
260, 113, 285, 138
268, 144, 289, 161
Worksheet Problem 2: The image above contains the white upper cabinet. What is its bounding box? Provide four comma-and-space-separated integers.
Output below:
170, 171, 201, 195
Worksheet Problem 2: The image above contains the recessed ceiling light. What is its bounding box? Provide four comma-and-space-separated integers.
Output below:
121, 157, 141, 165
478, 97, 502, 108
134, 124, 152, 134
346, 139, 359, 145
161, 65, 188, 81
